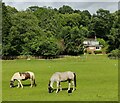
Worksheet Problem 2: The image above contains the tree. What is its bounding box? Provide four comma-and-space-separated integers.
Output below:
5, 11, 42, 56
6, 5, 18, 15
40, 37, 61, 57
107, 10, 120, 52
90, 17, 107, 39
61, 13, 82, 27
60, 26, 86, 55
107, 28, 120, 52
2, 3, 11, 36
82, 10, 91, 19
59, 5, 74, 14
34, 7, 62, 37
89, 9, 113, 40
80, 10, 91, 27
2, 3, 12, 56
108, 49, 120, 59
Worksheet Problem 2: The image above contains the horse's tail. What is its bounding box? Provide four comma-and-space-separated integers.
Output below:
73, 72, 76, 87
48, 80, 51, 87
33, 74, 37, 86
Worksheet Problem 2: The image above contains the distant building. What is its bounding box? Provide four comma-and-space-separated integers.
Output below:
83, 38, 102, 54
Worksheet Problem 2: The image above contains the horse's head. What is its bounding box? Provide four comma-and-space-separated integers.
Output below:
10, 80, 14, 88
48, 81, 54, 93
48, 86, 54, 93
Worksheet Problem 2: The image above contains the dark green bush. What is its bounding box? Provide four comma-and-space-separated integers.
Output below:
108, 49, 120, 59
94, 50, 102, 54
87, 50, 92, 54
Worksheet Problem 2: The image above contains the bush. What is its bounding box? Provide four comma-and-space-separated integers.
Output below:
108, 49, 120, 59
94, 50, 102, 54
87, 50, 92, 54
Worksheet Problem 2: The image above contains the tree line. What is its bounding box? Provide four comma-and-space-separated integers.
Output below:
2, 2, 120, 58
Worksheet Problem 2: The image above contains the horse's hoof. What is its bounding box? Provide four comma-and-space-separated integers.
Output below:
68, 89, 72, 93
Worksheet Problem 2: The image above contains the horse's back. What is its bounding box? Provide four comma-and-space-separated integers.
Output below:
25, 71, 35, 79
12, 71, 35, 80
66, 71, 74, 77
25, 71, 34, 74
62, 71, 74, 80
50, 71, 74, 82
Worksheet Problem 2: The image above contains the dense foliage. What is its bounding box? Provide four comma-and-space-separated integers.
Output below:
2, 3, 120, 58
108, 49, 120, 59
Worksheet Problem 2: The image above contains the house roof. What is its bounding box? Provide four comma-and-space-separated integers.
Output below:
84, 45, 102, 47
83, 39, 102, 47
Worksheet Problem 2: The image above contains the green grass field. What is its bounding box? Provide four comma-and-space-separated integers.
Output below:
2, 55, 118, 101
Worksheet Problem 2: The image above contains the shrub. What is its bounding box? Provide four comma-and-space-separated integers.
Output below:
94, 50, 102, 54
87, 50, 92, 54
108, 49, 120, 59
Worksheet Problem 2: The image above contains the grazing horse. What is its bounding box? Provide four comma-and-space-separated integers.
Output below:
10, 71, 36, 88
48, 71, 76, 93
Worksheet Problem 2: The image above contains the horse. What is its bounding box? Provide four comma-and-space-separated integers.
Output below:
48, 71, 76, 93
10, 71, 36, 88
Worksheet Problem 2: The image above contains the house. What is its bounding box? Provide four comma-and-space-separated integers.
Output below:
83, 38, 102, 54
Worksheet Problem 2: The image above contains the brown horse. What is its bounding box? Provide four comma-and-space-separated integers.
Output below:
48, 71, 76, 93
10, 71, 36, 88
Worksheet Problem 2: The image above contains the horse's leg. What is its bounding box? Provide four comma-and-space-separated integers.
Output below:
56, 81, 59, 93
17, 82, 20, 88
18, 80, 23, 88
30, 79, 33, 88
50, 81, 54, 89
68, 80, 71, 91
59, 82, 62, 91
71, 81, 75, 92
33, 79, 36, 86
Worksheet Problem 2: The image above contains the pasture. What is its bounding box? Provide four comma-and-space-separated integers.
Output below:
2, 55, 118, 101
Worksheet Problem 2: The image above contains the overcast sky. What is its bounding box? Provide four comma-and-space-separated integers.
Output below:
2, 0, 120, 14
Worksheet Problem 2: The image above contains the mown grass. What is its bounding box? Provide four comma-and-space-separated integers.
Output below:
2, 55, 118, 101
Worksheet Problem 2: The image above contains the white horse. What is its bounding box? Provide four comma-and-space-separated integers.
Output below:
10, 71, 36, 88
48, 71, 76, 93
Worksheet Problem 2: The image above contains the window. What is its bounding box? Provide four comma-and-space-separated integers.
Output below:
96, 46, 100, 50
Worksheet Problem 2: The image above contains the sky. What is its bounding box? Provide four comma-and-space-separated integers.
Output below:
2, 0, 120, 14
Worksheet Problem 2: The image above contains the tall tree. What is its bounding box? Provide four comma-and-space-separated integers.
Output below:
107, 10, 120, 52
2, 3, 12, 56
59, 5, 74, 14
6, 11, 42, 56
90, 9, 113, 40
34, 7, 62, 37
